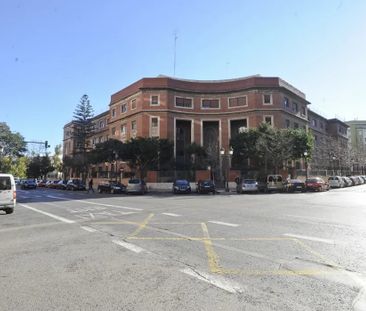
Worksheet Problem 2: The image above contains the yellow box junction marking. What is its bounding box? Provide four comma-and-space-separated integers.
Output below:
201, 223, 222, 273
89, 218, 339, 276
129, 213, 154, 238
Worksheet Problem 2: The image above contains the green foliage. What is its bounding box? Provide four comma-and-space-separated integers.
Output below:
88, 139, 124, 164
184, 142, 208, 169
230, 123, 314, 173
52, 144, 63, 172
26, 155, 54, 178
0, 122, 27, 172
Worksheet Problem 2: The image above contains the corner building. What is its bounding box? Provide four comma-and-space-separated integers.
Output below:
106, 75, 310, 162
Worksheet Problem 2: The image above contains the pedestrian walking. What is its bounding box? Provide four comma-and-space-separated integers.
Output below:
87, 178, 94, 193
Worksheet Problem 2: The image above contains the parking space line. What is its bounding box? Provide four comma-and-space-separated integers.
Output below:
80, 226, 97, 233
161, 213, 181, 217
181, 267, 244, 294
283, 233, 335, 245
208, 221, 240, 227
75, 200, 143, 211
129, 213, 154, 237
112, 239, 146, 253
19, 204, 76, 224
201, 223, 221, 273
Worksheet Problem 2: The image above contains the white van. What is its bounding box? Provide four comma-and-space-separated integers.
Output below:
0, 174, 16, 214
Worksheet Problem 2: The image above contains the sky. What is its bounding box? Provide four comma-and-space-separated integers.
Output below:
1, 0, 366, 154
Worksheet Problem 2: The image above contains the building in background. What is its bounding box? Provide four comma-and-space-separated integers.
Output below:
346, 120, 366, 174
63, 75, 351, 179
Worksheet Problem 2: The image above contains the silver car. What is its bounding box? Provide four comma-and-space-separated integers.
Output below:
236, 179, 259, 194
126, 179, 147, 194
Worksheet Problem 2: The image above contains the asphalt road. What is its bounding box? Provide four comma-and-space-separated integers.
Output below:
1, 185, 366, 310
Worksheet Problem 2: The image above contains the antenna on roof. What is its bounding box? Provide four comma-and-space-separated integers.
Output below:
173, 30, 178, 76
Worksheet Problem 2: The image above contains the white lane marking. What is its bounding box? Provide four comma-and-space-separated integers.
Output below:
208, 221, 240, 227
283, 233, 335, 245
162, 212, 181, 217
112, 239, 146, 253
76, 200, 143, 211
181, 268, 244, 294
345, 271, 366, 311
89, 213, 95, 219
81, 226, 97, 233
46, 195, 65, 200
19, 204, 75, 224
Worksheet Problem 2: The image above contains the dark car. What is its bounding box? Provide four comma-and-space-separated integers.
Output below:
21, 179, 37, 189
172, 179, 191, 194
196, 180, 216, 194
66, 179, 86, 191
284, 179, 306, 193
97, 181, 126, 194
305, 177, 329, 192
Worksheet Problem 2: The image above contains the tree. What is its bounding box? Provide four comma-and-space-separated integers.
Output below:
230, 123, 314, 174
120, 138, 173, 179
26, 156, 54, 179
52, 144, 63, 173
72, 94, 94, 180
0, 122, 27, 172
184, 142, 208, 169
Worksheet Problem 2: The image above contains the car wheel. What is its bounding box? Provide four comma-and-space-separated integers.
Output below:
5, 208, 14, 214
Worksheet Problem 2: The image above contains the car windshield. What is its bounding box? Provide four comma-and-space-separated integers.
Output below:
129, 179, 141, 184
175, 180, 189, 185
243, 179, 256, 184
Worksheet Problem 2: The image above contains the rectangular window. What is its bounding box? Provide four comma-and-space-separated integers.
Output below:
121, 124, 126, 135
150, 117, 159, 137
228, 96, 247, 108
99, 120, 104, 128
131, 99, 137, 110
112, 108, 116, 117
294, 122, 299, 129
150, 95, 159, 106
263, 94, 272, 105
312, 119, 317, 127
284, 97, 290, 108
201, 99, 220, 109
263, 115, 273, 125
121, 103, 127, 113
293, 102, 298, 113
111, 127, 116, 135
285, 119, 290, 128
175, 97, 193, 108
301, 106, 306, 116
131, 120, 137, 131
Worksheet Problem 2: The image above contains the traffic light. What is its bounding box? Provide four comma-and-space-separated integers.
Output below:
45, 141, 50, 149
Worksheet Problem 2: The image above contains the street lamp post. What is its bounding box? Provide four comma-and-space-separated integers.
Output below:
220, 147, 233, 192
220, 148, 225, 185
303, 151, 308, 179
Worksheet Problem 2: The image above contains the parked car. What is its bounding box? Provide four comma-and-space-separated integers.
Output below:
342, 176, 353, 187
196, 180, 216, 194
236, 179, 259, 194
328, 176, 344, 188
283, 179, 306, 193
126, 179, 147, 194
37, 180, 48, 187
172, 179, 191, 194
98, 181, 126, 194
357, 176, 365, 184
0, 174, 16, 214
305, 177, 329, 192
258, 175, 284, 193
54, 180, 68, 190
21, 179, 37, 190
66, 179, 86, 191
349, 176, 360, 186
